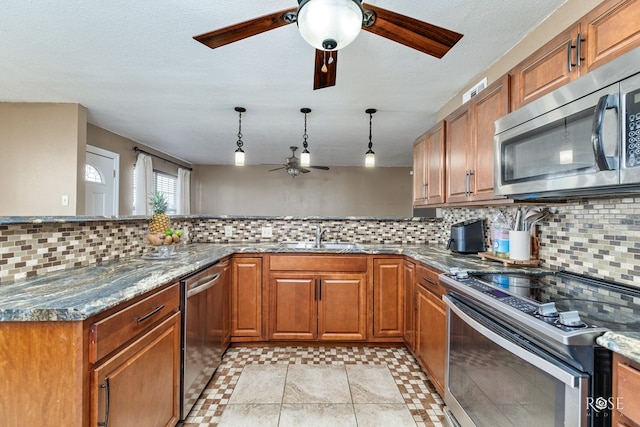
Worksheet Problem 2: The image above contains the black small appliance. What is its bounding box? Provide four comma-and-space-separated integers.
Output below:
446, 219, 485, 253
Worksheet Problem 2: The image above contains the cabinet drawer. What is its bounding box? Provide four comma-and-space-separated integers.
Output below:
616, 357, 640, 424
270, 255, 367, 272
416, 263, 446, 297
89, 283, 180, 363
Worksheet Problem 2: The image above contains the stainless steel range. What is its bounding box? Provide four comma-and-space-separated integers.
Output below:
440, 270, 640, 427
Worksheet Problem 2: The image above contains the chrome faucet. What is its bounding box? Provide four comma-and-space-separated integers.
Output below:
315, 226, 329, 248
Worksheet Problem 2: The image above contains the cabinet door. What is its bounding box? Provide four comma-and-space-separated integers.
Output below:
412, 133, 427, 205
511, 25, 581, 110
470, 75, 510, 201
426, 121, 446, 205
318, 274, 367, 341
403, 261, 416, 352
372, 258, 404, 338
92, 313, 180, 427
583, 0, 640, 73
445, 105, 471, 203
269, 275, 317, 340
231, 256, 263, 339
416, 286, 446, 396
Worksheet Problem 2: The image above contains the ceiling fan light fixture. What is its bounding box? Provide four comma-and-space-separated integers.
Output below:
233, 106, 246, 166
364, 108, 377, 168
297, 0, 364, 51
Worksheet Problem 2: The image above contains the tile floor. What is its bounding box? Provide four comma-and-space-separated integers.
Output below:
179, 346, 445, 427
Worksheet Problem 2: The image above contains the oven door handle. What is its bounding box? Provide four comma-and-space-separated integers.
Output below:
444, 295, 582, 387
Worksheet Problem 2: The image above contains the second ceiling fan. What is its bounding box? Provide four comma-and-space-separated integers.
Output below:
193, 0, 463, 90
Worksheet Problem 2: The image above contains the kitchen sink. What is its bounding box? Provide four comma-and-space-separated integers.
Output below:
279, 241, 363, 250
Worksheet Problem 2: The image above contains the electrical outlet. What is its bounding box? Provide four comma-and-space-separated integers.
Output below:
61, 195, 69, 206
261, 226, 273, 238
224, 226, 233, 237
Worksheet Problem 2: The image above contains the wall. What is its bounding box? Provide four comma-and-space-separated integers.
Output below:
192, 165, 413, 217
0, 103, 87, 216
87, 124, 192, 215
437, 0, 604, 120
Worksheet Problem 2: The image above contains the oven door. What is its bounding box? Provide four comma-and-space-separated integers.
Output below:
444, 295, 589, 427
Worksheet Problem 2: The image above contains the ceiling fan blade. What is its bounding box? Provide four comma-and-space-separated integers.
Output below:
268, 166, 286, 172
313, 49, 337, 90
362, 5, 463, 58
193, 8, 297, 50
300, 168, 311, 173
310, 165, 330, 170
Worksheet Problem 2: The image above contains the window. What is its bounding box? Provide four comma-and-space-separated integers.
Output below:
85, 164, 103, 183
132, 168, 178, 214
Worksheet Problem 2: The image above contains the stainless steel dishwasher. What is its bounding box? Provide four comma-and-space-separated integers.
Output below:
180, 259, 230, 420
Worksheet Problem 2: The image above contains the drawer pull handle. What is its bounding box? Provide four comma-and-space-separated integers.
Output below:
98, 377, 110, 427
136, 305, 165, 323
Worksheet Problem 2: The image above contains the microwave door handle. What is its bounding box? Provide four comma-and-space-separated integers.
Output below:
591, 93, 619, 171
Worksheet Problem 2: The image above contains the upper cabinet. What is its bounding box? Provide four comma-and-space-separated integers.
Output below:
512, 0, 640, 109
445, 75, 510, 204
413, 121, 446, 206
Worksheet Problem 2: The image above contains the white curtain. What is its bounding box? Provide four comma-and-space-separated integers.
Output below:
134, 153, 153, 215
177, 168, 191, 215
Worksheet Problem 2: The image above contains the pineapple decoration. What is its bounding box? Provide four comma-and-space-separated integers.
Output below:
149, 192, 170, 233
145, 192, 182, 245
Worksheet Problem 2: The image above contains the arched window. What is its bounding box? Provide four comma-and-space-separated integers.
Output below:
85, 164, 103, 183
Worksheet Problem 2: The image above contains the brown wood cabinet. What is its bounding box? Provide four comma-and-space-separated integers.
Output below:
231, 255, 263, 341
413, 121, 446, 207
372, 258, 404, 340
91, 313, 181, 427
414, 263, 447, 397
268, 255, 367, 342
512, 0, 640, 109
402, 260, 416, 352
612, 353, 640, 427
445, 75, 510, 204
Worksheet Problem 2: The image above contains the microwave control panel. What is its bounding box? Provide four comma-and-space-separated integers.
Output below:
626, 89, 640, 167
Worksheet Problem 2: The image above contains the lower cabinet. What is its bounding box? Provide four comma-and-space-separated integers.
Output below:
612, 353, 640, 427
231, 255, 263, 341
91, 313, 181, 427
268, 255, 368, 342
372, 258, 404, 340
403, 260, 416, 352
412, 263, 447, 397
269, 272, 367, 341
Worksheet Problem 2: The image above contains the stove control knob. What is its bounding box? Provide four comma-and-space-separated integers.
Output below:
538, 302, 558, 317
558, 310, 583, 327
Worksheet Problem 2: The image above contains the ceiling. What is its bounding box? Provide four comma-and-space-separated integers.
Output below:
0, 0, 567, 167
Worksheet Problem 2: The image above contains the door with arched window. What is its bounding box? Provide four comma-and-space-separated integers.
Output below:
85, 145, 119, 215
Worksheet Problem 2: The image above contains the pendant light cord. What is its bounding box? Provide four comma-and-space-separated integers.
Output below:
237, 110, 243, 149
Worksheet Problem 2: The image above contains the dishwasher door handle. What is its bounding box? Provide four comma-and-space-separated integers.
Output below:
186, 272, 221, 298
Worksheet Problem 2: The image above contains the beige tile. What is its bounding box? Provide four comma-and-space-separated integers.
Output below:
284, 365, 351, 404
217, 403, 281, 427
354, 403, 417, 426
279, 403, 357, 427
346, 365, 404, 403
228, 364, 287, 404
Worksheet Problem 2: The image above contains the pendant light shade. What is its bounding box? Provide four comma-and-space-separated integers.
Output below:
297, 0, 364, 51
365, 108, 376, 167
234, 107, 246, 166
300, 107, 311, 167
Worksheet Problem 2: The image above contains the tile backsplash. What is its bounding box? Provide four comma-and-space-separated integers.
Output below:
1, 196, 639, 287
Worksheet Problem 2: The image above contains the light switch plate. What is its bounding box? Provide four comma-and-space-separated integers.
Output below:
224, 226, 233, 237
261, 226, 273, 238
61, 195, 69, 206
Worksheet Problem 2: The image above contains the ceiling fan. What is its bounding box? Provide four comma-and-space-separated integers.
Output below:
269, 146, 330, 178
193, 0, 463, 90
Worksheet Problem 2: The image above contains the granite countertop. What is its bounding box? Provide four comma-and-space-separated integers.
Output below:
597, 332, 640, 364
0, 243, 547, 323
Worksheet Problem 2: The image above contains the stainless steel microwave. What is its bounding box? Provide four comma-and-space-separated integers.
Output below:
494, 47, 640, 199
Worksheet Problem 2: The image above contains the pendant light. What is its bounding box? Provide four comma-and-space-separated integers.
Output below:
297, 0, 364, 51
234, 106, 246, 166
365, 108, 376, 167
300, 108, 311, 167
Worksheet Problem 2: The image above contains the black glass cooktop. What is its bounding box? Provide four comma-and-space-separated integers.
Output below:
473, 272, 640, 331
